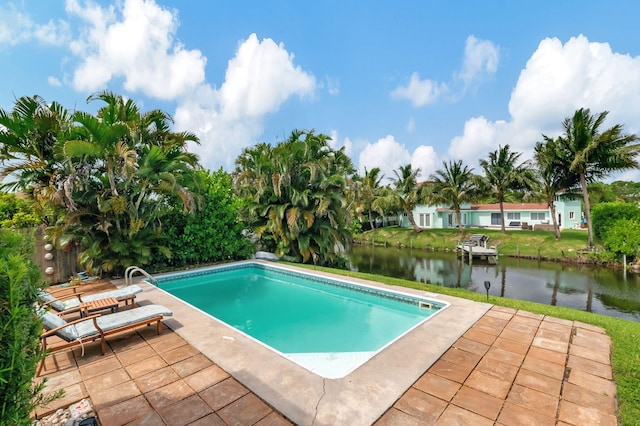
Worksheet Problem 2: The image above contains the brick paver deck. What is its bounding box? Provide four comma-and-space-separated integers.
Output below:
37, 319, 292, 425
375, 306, 618, 426
36, 282, 618, 425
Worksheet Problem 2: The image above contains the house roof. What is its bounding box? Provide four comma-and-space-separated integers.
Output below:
436, 202, 549, 212
472, 203, 549, 211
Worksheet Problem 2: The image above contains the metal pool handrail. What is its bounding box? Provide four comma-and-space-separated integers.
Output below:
124, 266, 159, 286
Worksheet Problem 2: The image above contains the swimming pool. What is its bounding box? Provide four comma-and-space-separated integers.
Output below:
155, 262, 448, 378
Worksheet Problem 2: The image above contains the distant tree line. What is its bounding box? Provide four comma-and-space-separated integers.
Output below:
356, 108, 639, 249
2, 93, 639, 270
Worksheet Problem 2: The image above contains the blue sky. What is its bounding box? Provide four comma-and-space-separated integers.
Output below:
2, 1, 640, 181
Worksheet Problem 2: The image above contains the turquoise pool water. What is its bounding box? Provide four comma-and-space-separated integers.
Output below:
157, 262, 448, 378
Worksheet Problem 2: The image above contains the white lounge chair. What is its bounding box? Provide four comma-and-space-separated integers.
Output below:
38, 304, 173, 373
37, 285, 143, 313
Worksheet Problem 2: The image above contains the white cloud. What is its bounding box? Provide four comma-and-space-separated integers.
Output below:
509, 35, 640, 132
33, 19, 71, 46
66, 0, 206, 100
391, 72, 448, 107
48, 76, 63, 87
448, 35, 640, 176
456, 35, 499, 89
175, 34, 316, 170
357, 135, 439, 182
358, 135, 411, 182
0, 4, 70, 47
411, 145, 440, 179
176, 99, 265, 169
328, 131, 353, 157
219, 34, 315, 119
325, 76, 340, 96
406, 117, 415, 133
449, 116, 505, 161
392, 35, 498, 107
62, 0, 315, 171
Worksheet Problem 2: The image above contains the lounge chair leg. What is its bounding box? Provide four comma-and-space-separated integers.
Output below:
101, 337, 106, 355
156, 320, 161, 335
37, 341, 47, 375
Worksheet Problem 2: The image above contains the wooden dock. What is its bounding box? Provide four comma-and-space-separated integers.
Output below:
457, 234, 498, 264
461, 245, 498, 257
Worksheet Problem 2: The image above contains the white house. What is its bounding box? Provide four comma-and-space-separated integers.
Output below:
400, 196, 582, 230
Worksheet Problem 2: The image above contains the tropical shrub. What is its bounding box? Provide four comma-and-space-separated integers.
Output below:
0, 229, 60, 424
153, 169, 253, 270
591, 202, 640, 240
0, 193, 40, 229
602, 218, 640, 259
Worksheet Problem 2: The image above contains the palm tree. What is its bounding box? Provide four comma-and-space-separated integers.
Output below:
554, 108, 639, 247
233, 129, 355, 266
390, 164, 424, 233
479, 145, 537, 233
361, 167, 384, 230
58, 92, 200, 272
1, 92, 202, 273
0, 95, 72, 213
429, 160, 478, 234
533, 136, 579, 239
64, 91, 141, 203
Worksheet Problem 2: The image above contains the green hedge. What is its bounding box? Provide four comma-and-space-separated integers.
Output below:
0, 229, 60, 424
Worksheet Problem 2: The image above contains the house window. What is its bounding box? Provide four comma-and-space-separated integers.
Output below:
506, 212, 521, 220
491, 213, 501, 225
569, 211, 575, 219
531, 212, 546, 220
463, 213, 467, 225
419, 213, 430, 227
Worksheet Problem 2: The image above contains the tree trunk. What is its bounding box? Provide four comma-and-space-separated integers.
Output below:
368, 211, 375, 230
499, 201, 506, 234
550, 202, 561, 239
406, 209, 422, 233
107, 165, 119, 196
580, 173, 594, 247
455, 208, 464, 234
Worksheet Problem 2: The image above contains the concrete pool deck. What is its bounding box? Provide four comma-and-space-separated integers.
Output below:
35, 263, 618, 425
135, 262, 489, 425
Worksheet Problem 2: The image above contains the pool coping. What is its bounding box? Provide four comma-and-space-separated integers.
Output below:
131, 261, 491, 426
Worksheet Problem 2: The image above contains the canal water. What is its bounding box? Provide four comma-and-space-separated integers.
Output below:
347, 245, 640, 322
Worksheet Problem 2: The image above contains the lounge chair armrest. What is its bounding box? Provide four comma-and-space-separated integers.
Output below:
47, 292, 85, 303
90, 315, 105, 335
48, 286, 81, 296
41, 314, 101, 338
56, 306, 83, 317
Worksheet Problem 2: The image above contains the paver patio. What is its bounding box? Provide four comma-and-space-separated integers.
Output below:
35, 280, 618, 425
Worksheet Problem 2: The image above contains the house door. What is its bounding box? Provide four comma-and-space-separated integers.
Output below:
448, 214, 453, 227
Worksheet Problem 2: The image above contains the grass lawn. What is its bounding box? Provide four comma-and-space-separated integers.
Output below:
356, 227, 600, 261
293, 263, 640, 426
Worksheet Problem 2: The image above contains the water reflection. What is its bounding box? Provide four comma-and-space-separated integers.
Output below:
347, 245, 640, 322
